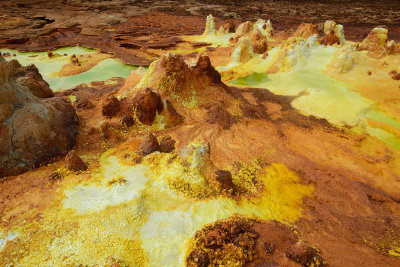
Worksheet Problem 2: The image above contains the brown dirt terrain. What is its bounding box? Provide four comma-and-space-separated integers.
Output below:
0, 0, 400, 65
1, 53, 400, 265
0, 1, 400, 267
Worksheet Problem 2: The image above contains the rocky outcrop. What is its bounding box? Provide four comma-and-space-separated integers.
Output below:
321, 20, 345, 45
159, 135, 175, 153
132, 87, 163, 125
139, 133, 160, 155
203, 14, 216, 36
186, 216, 325, 266
321, 31, 340, 46
102, 95, 120, 118
326, 44, 358, 73
229, 36, 255, 65
0, 55, 78, 177
230, 19, 272, 54
134, 52, 233, 107
324, 20, 337, 35
65, 150, 87, 171
222, 21, 236, 33
358, 27, 388, 55
120, 114, 134, 128
7, 60, 54, 98
385, 40, 400, 55
266, 36, 317, 73
126, 52, 237, 130
294, 22, 318, 39
180, 141, 216, 179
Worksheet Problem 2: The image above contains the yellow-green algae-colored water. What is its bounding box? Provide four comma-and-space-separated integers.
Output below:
2, 149, 313, 266
228, 44, 400, 150
0, 47, 137, 90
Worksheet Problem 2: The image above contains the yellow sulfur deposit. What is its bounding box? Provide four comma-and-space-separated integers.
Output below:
184, 14, 234, 47
1, 146, 313, 266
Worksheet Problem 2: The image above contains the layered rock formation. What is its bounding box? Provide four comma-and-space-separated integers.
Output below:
229, 36, 255, 65
230, 19, 273, 54
322, 20, 346, 44
293, 22, 319, 39
132, 87, 163, 125
186, 216, 325, 266
358, 27, 400, 56
134, 52, 233, 109
326, 44, 358, 73
0, 55, 78, 177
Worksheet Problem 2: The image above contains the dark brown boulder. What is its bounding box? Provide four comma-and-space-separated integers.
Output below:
76, 99, 94, 109
252, 38, 268, 54
102, 95, 120, 118
65, 150, 87, 171
139, 133, 160, 156
132, 87, 163, 125
17, 76, 54, 98
392, 72, 400, 80
159, 135, 175, 153
215, 170, 234, 190
286, 242, 320, 266
0, 55, 78, 177
320, 31, 340, 46
120, 114, 135, 128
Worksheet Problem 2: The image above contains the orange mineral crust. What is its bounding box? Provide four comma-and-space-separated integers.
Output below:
1, 2, 400, 266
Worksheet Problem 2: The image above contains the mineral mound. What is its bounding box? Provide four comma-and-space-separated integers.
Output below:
187, 216, 325, 266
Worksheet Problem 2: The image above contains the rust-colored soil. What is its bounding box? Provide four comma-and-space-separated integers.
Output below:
1, 1, 400, 266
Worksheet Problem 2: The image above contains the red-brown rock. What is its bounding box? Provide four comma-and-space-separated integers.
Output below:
0, 55, 78, 177
250, 29, 268, 54
392, 72, 400, 80
76, 99, 94, 109
294, 22, 319, 39
159, 135, 175, 153
10, 61, 54, 98
132, 87, 163, 125
320, 31, 340, 46
286, 242, 319, 266
193, 53, 222, 84
102, 95, 120, 118
65, 150, 87, 171
139, 133, 160, 155
120, 114, 135, 128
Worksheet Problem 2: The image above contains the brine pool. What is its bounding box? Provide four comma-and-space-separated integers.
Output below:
0, 46, 137, 90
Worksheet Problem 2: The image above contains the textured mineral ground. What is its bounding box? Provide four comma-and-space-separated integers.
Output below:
1, 1, 400, 266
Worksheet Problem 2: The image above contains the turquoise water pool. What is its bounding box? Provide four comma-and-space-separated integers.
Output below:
0, 46, 137, 90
